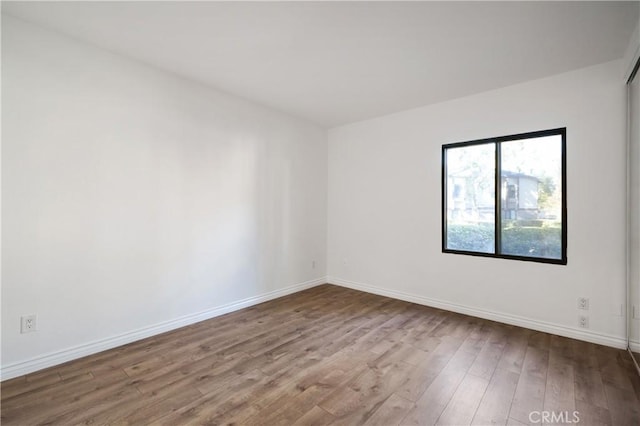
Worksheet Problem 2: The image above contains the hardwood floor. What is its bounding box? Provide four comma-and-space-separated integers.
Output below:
2, 284, 639, 425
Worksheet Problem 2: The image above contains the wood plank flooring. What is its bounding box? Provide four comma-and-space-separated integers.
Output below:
2, 284, 639, 425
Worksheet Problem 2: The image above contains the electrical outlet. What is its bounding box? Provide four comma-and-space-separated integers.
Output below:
312, 260, 316, 269
612, 303, 623, 317
577, 297, 589, 310
578, 315, 589, 329
21, 315, 37, 333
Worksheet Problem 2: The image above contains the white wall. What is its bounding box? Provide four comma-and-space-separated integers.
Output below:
1, 15, 327, 378
328, 60, 628, 347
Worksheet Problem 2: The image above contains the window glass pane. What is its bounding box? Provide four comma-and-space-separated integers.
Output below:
445, 143, 495, 253
500, 135, 563, 259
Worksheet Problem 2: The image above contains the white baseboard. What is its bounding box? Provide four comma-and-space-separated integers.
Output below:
3, 276, 629, 381
630, 340, 640, 353
1, 277, 326, 381
327, 276, 628, 350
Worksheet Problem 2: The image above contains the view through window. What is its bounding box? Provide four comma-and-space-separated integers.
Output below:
442, 128, 566, 264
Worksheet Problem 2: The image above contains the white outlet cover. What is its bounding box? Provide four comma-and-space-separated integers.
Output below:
578, 315, 589, 328
20, 315, 37, 333
577, 297, 589, 310
611, 303, 623, 317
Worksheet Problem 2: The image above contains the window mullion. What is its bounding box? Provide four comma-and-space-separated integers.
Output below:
495, 142, 502, 255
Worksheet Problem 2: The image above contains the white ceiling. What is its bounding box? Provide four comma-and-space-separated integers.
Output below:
3, 1, 638, 127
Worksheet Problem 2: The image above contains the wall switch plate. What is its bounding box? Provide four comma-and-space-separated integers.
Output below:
21, 315, 37, 333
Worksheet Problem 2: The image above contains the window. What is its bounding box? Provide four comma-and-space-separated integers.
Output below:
442, 128, 566, 264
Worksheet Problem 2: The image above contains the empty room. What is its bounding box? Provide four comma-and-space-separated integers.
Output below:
2, 1, 640, 425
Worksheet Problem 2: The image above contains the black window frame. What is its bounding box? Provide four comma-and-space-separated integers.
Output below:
441, 127, 567, 265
